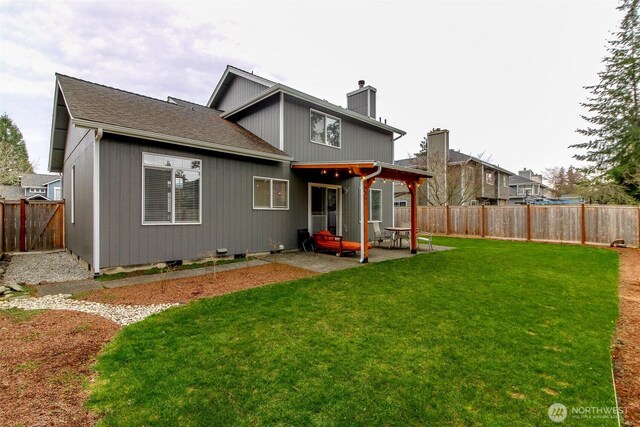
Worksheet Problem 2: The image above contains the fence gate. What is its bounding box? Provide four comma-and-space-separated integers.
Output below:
1, 200, 65, 252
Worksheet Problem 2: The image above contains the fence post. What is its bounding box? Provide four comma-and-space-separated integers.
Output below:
445, 204, 451, 235
581, 203, 586, 245
481, 204, 486, 238
526, 204, 531, 241
19, 199, 26, 252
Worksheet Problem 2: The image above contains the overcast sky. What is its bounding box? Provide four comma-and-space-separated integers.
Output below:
0, 0, 622, 175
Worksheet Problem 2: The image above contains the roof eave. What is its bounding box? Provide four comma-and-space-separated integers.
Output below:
48, 78, 71, 173
72, 118, 294, 163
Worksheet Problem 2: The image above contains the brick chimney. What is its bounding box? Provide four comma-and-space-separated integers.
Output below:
346, 80, 376, 119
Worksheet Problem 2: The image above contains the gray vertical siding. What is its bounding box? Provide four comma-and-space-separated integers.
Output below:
97, 134, 395, 268
63, 123, 94, 266
235, 97, 280, 149
217, 76, 269, 112
99, 135, 309, 268
283, 96, 393, 163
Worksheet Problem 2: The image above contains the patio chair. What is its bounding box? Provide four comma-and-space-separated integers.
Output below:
418, 232, 433, 252
372, 222, 392, 247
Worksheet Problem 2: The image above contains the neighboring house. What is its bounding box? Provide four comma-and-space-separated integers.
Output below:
0, 174, 62, 201
395, 129, 515, 206
508, 169, 554, 204
49, 67, 430, 274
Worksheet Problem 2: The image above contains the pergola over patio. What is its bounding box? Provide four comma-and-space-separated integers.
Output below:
291, 161, 433, 263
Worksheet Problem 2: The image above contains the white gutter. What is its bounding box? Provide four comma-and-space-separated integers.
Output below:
72, 119, 293, 163
93, 127, 103, 276
360, 165, 382, 263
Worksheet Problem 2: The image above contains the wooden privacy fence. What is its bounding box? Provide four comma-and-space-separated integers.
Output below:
1, 200, 65, 252
395, 204, 640, 248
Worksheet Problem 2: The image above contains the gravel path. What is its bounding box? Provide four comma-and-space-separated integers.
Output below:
0, 294, 179, 325
2, 251, 93, 286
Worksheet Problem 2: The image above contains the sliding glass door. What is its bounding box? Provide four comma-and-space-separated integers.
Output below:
309, 184, 342, 235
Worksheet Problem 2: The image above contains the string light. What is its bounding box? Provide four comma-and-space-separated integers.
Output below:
334, 171, 339, 178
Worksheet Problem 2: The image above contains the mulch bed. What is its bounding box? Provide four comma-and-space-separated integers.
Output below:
0, 310, 119, 427
613, 248, 640, 426
79, 263, 318, 305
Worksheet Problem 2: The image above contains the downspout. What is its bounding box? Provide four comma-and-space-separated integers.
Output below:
93, 127, 103, 276
360, 164, 382, 263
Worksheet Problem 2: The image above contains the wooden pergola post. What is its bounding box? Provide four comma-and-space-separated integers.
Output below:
407, 180, 418, 254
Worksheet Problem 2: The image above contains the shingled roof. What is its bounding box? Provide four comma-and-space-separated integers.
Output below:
50, 75, 291, 171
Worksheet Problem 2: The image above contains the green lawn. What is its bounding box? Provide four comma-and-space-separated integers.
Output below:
88, 238, 619, 426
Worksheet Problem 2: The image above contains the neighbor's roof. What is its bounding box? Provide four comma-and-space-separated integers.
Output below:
20, 173, 60, 188
395, 151, 515, 176
211, 65, 406, 136
50, 75, 292, 171
0, 185, 24, 200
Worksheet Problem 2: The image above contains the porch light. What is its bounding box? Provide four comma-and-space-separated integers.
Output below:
334, 171, 339, 177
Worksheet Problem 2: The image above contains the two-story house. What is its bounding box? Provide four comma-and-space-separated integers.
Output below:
48, 66, 430, 274
508, 168, 554, 204
395, 129, 514, 206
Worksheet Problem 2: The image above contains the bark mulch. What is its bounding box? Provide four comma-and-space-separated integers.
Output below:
614, 248, 640, 426
0, 310, 119, 427
78, 263, 318, 305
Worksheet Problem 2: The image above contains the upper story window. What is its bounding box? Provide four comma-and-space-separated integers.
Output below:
142, 153, 201, 225
485, 171, 494, 185
502, 175, 508, 187
310, 109, 341, 148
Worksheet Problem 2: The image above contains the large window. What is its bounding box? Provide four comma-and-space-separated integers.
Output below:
369, 189, 382, 222
310, 109, 341, 148
253, 177, 289, 210
142, 153, 201, 224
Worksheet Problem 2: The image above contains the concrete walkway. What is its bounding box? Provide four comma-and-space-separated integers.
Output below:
34, 245, 452, 296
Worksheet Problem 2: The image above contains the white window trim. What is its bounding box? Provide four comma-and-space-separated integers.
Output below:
253, 176, 290, 210
54, 187, 62, 201
369, 188, 383, 223
70, 165, 75, 224
502, 175, 509, 188
309, 108, 342, 149
141, 152, 202, 225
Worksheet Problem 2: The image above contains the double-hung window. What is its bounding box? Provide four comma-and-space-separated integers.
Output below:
310, 109, 341, 148
253, 177, 289, 210
142, 153, 201, 224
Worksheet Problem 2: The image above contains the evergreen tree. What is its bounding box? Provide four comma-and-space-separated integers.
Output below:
571, 0, 640, 202
0, 113, 34, 185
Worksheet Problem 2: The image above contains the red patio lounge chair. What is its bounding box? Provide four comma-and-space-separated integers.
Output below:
312, 230, 371, 257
